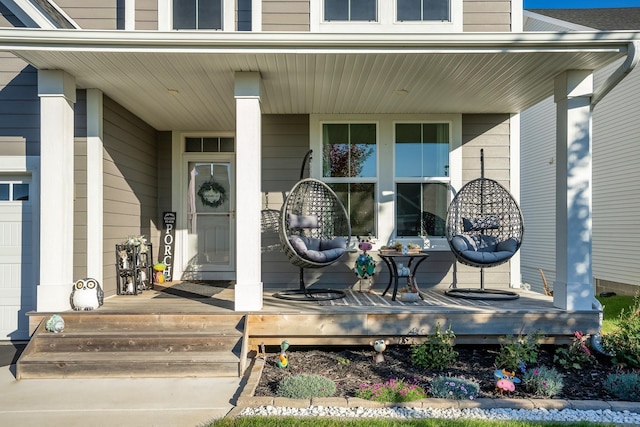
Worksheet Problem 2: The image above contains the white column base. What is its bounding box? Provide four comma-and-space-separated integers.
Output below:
234, 282, 264, 311
553, 280, 594, 311
37, 283, 72, 312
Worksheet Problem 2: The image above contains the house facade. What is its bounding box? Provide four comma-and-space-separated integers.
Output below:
0, 1, 636, 341
522, 8, 640, 296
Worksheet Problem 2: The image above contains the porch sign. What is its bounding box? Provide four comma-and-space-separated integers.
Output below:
161, 212, 176, 281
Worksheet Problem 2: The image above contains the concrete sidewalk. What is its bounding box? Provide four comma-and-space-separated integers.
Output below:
0, 343, 241, 427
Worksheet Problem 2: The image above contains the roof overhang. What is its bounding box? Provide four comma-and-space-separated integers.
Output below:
0, 29, 638, 131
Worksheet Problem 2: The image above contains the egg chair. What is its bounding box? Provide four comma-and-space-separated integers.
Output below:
274, 151, 352, 301
445, 149, 523, 300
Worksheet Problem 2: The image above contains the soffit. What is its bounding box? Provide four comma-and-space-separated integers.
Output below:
0, 30, 635, 131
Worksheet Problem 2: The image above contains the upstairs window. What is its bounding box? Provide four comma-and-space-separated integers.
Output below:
324, 0, 377, 22
0, 182, 29, 201
173, 0, 222, 30
397, 0, 450, 22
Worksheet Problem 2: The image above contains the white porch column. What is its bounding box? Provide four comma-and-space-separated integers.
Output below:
553, 70, 594, 310
86, 89, 104, 286
37, 70, 76, 311
234, 72, 263, 311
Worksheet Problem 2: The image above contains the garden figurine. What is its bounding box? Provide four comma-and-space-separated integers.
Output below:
277, 340, 289, 368
494, 369, 520, 394
370, 339, 389, 363
354, 236, 376, 293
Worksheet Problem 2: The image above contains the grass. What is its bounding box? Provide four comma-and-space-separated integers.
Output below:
596, 294, 637, 334
209, 417, 616, 427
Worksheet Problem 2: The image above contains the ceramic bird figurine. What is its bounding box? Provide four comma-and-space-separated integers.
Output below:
70, 278, 104, 311
45, 314, 65, 333
277, 340, 290, 368
494, 369, 520, 394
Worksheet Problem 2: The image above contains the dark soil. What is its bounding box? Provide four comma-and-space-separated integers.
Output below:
254, 344, 621, 401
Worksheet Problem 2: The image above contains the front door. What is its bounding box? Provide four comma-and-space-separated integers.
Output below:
185, 159, 235, 278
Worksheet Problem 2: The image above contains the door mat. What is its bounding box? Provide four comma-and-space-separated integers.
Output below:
154, 280, 234, 299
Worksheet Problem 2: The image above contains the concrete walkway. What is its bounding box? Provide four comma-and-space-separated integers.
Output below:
0, 342, 241, 427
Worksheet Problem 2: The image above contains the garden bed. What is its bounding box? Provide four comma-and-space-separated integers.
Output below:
254, 344, 620, 401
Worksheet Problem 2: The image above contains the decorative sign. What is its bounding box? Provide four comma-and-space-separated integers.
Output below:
161, 212, 176, 281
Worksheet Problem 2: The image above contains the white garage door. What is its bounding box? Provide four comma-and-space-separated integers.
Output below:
0, 176, 35, 341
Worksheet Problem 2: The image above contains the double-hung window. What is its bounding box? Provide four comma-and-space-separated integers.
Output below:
322, 123, 377, 236
395, 123, 450, 238
324, 0, 377, 22
173, 0, 222, 30
397, 0, 450, 22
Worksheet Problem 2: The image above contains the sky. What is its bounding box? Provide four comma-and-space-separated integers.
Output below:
524, 0, 640, 8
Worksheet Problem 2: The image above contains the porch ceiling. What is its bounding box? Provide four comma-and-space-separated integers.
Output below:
0, 29, 637, 131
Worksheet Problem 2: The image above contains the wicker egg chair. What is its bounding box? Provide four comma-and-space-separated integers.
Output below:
274, 151, 352, 301
445, 149, 523, 300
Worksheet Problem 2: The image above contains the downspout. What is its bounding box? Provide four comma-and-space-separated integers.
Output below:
591, 40, 640, 108
590, 41, 640, 323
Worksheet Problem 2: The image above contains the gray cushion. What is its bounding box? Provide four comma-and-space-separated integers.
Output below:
452, 234, 517, 265
288, 214, 319, 229
288, 235, 346, 263
460, 250, 514, 264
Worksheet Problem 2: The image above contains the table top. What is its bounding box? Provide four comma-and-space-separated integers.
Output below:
377, 251, 429, 258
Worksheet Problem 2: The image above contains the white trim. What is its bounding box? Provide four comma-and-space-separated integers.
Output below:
511, 0, 523, 32
310, 0, 462, 33
251, 0, 261, 31
509, 112, 521, 288
310, 113, 461, 251
2, 0, 57, 28
125, 0, 136, 30
86, 89, 104, 286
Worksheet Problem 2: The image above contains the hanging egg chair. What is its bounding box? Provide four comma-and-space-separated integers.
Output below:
274, 150, 352, 301
445, 149, 523, 300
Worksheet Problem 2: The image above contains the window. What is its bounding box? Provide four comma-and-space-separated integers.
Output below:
322, 123, 377, 235
185, 136, 234, 152
0, 182, 29, 201
397, 0, 450, 21
324, 0, 377, 21
173, 0, 222, 30
395, 123, 450, 237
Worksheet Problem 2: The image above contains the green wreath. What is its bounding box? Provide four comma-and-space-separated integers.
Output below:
197, 180, 227, 208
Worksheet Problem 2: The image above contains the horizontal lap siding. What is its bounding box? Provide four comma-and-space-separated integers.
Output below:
55, 0, 118, 29
262, 0, 309, 31
103, 96, 158, 296
136, 0, 158, 30
74, 91, 88, 280
0, 53, 39, 157
463, 0, 512, 32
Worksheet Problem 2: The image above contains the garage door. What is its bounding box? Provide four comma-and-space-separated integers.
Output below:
0, 176, 34, 341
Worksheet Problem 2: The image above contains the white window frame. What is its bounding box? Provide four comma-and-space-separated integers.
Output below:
311, 114, 461, 250
310, 0, 462, 33
158, 0, 235, 31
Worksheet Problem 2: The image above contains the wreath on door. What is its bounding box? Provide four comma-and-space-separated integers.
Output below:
197, 179, 227, 208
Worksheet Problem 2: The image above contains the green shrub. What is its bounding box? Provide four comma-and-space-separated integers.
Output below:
410, 323, 458, 370
553, 331, 596, 370
495, 331, 542, 373
522, 366, 563, 397
604, 373, 640, 401
276, 374, 337, 399
429, 376, 480, 400
602, 295, 640, 368
356, 378, 426, 402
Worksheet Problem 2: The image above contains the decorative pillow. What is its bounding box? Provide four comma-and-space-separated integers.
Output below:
463, 215, 500, 232
288, 214, 319, 229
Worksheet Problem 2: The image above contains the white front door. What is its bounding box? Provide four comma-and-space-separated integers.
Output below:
184, 159, 235, 279
0, 176, 34, 340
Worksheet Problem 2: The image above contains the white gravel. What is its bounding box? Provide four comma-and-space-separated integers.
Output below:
240, 405, 640, 425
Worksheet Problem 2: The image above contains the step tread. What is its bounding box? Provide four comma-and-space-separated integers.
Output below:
35, 331, 242, 338
20, 351, 240, 363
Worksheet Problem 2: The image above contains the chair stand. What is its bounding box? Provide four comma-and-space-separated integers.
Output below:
273, 267, 346, 301
445, 268, 519, 301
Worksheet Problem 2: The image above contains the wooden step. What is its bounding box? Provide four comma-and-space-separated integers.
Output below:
17, 313, 247, 379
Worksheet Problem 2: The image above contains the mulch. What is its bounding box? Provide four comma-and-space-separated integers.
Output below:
254, 344, 621, 401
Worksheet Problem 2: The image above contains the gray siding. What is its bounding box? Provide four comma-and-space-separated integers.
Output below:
463, 0, 512, 32
74, 90, 88, 280
0, 53, 39, 157
102, 96, 158, 296
136, 0, 158, 30
56, 0, 118, 29
262, 0, 310, 31
262, 114, 514, 291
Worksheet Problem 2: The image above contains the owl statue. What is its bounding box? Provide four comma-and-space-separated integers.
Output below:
70, 278, 104, 311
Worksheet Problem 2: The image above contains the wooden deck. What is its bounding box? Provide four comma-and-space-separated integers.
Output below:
29, 282, 601, 347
